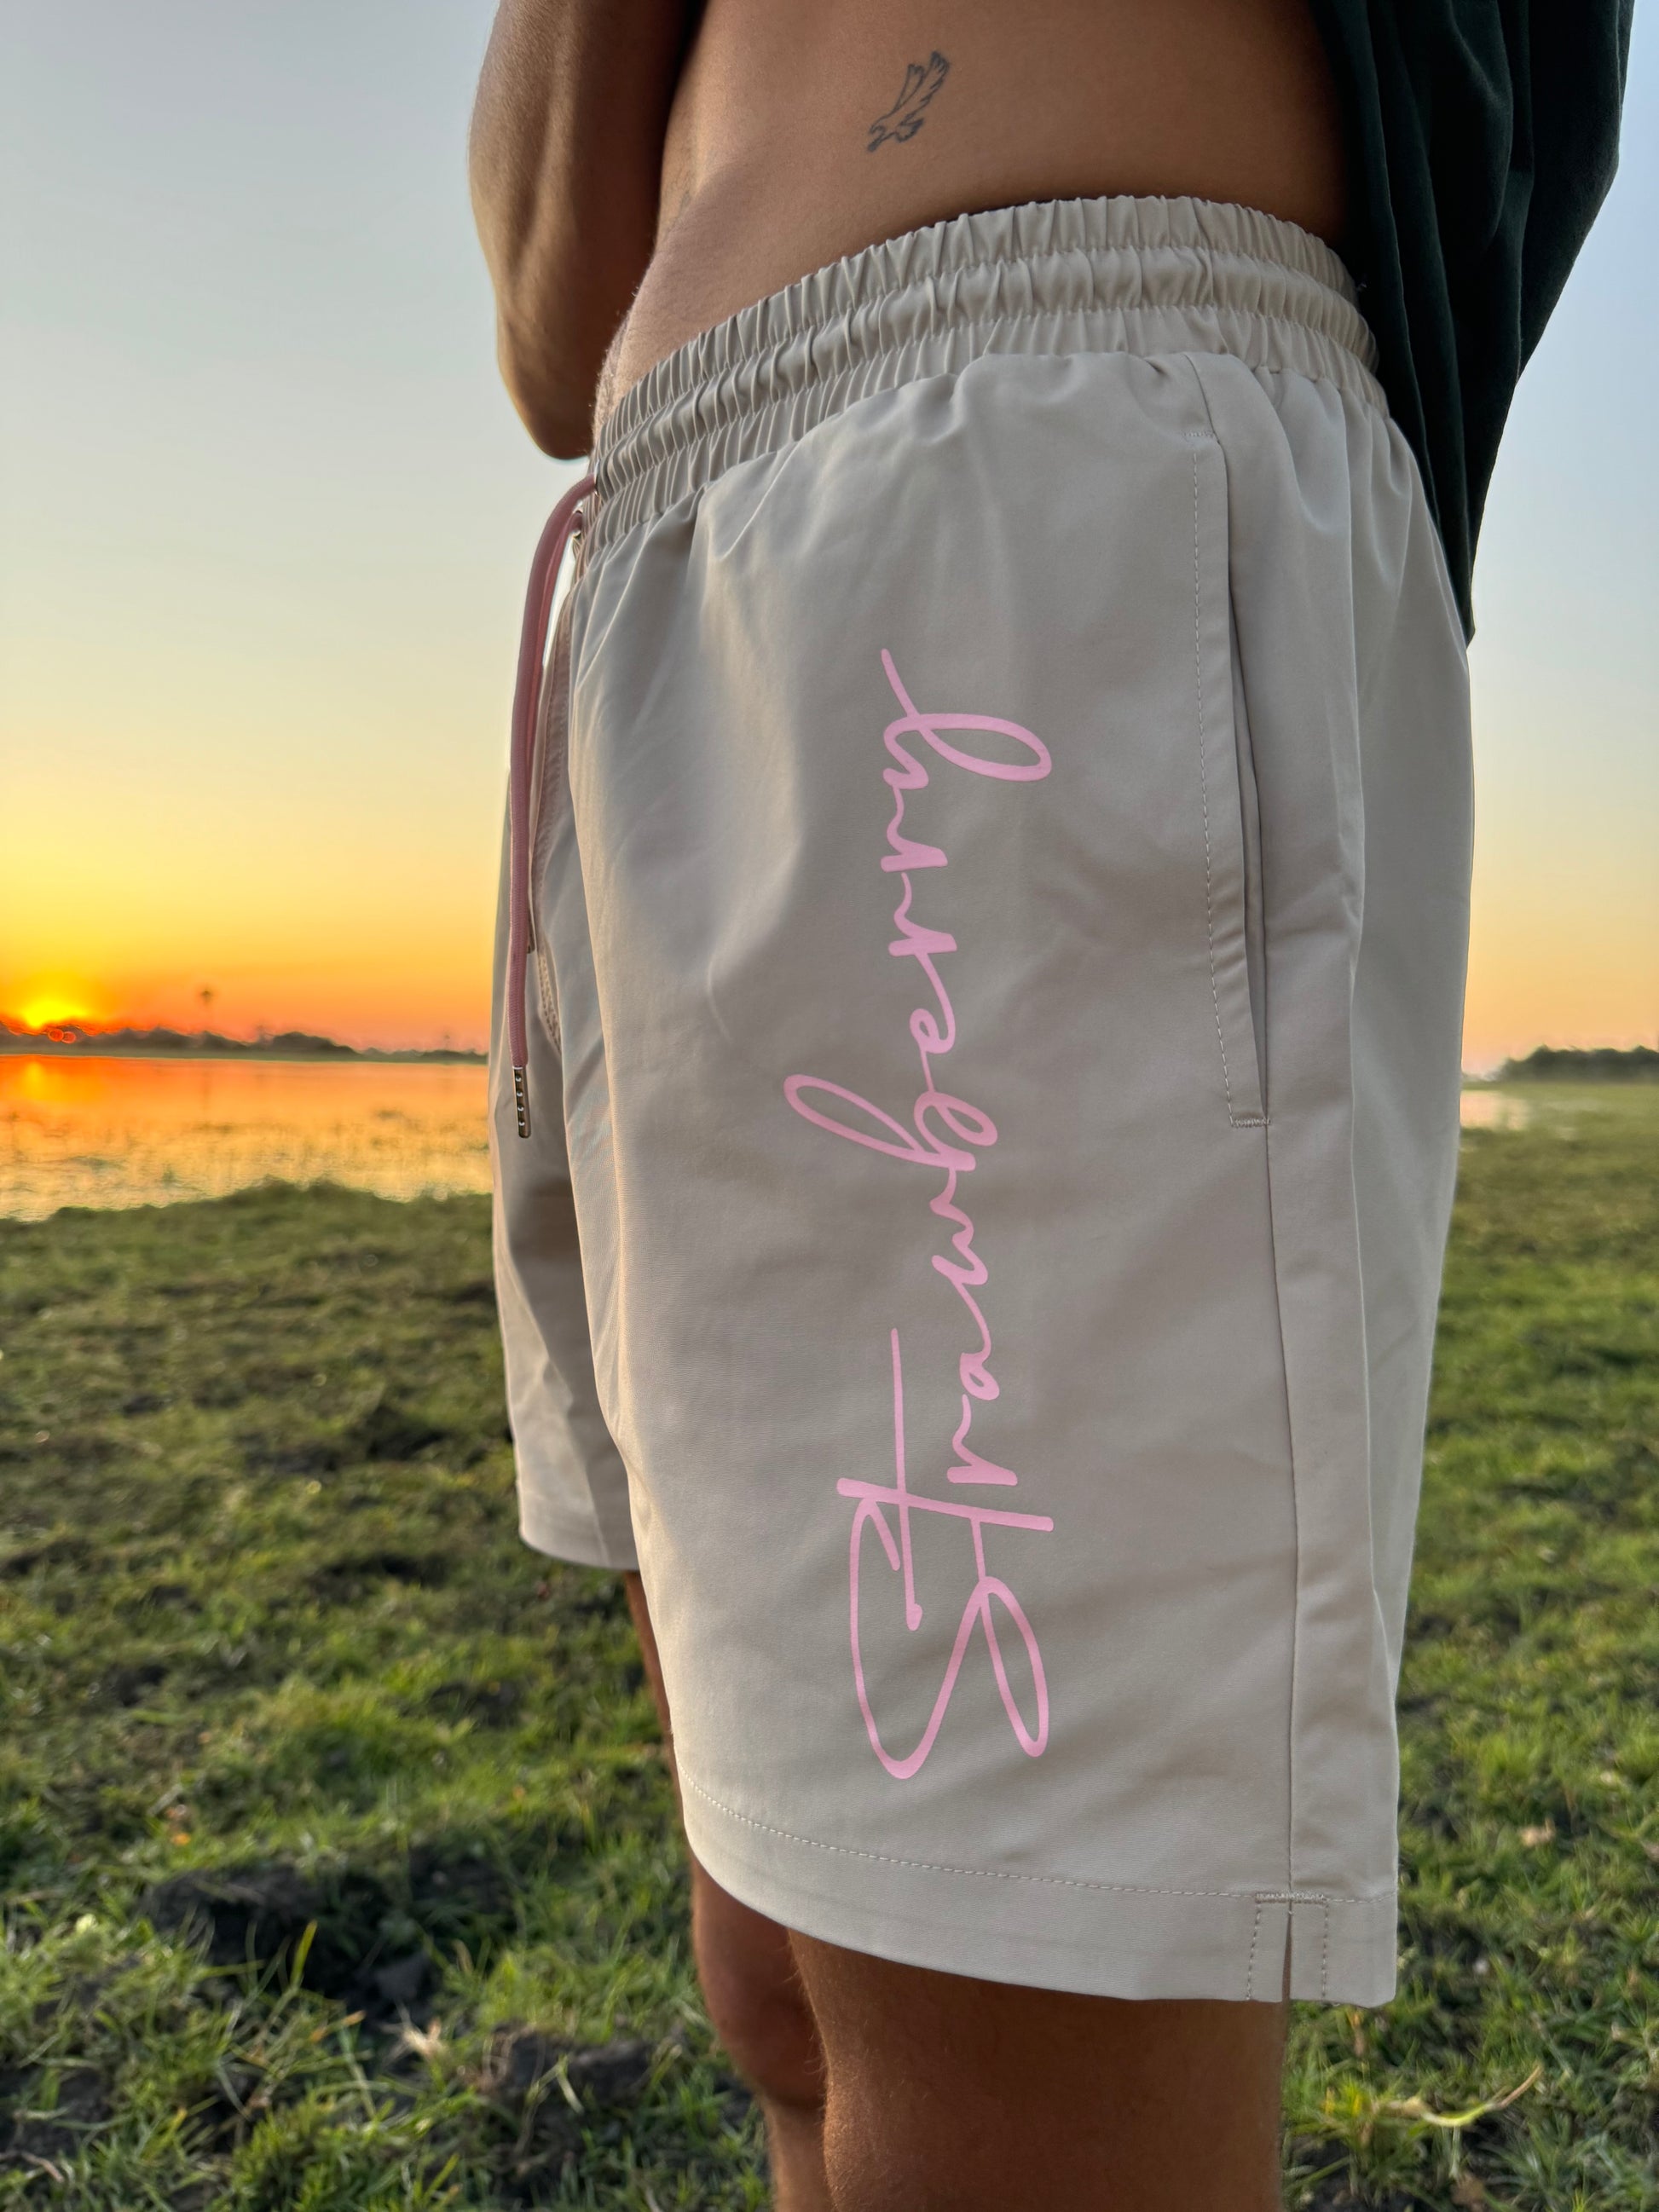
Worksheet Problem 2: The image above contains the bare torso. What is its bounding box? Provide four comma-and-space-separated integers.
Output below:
603, 0, 1347, 421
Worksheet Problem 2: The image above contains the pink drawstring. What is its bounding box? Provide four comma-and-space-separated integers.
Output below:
507, 474, 594, 1137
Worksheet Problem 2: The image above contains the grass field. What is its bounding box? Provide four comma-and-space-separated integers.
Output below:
2, 1085, 1655, 2209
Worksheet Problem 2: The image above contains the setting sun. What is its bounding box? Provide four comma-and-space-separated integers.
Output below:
14, 990, 98, 1032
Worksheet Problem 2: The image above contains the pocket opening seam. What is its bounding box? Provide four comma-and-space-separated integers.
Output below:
1187, 428, 1269, 1130
529, 601, 577, 1054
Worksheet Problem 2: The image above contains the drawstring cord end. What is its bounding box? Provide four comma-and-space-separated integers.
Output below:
506, 473, 595, 1146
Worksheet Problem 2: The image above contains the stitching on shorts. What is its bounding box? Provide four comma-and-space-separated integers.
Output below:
534, 946, 559, 1051
1247, 1896, 1265, 1997
1187, 430, 1268, 1132
529, 610, 575, 1054
1188, 434, 1232, 1115
684, 1775, 1389, 1909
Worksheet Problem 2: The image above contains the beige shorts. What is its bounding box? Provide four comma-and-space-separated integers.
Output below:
489, 196, 1472, 2006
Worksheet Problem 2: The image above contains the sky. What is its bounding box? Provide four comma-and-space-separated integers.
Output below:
2, 3, 1654, 1065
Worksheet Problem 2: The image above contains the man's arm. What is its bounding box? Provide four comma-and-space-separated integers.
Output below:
470, 0, 695, 456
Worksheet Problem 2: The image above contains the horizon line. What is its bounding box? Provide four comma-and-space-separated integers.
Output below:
0, 1017, 486, 1065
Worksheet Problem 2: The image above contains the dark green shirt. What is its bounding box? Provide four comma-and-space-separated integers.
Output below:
1309, 1, 1634, 635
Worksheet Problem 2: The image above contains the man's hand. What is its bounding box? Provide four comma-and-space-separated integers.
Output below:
470, 0, 695, 456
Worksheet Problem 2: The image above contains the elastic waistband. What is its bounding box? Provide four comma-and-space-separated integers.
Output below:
592, 194, 1383, 553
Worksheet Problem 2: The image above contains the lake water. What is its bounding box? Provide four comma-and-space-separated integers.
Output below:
0, 1054, 1530, 1220
0, 1057, 491, 1220
1457, 1089, 1533, 1132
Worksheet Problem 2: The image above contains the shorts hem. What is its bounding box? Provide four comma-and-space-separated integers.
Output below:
517, 1493, 639, 1574
680, 1773, 1397, 2006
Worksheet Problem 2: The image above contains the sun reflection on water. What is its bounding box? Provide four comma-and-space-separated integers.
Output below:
0, 1056, 490, 1219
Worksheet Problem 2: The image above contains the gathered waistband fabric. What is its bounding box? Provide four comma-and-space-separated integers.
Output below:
591, 194, 1384, 555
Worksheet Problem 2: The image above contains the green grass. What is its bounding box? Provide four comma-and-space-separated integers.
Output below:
1, 1083, 1655, 2209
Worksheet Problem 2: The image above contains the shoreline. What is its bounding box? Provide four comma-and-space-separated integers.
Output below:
1, 1045, 485, 1066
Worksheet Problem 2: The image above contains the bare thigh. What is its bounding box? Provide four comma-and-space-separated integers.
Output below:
790, 1932, 1287, 2211
622, 1572, 1287, 2209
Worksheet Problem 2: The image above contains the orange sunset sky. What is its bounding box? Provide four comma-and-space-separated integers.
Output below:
3, 4, 1655, 1069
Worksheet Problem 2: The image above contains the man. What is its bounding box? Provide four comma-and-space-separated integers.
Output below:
470, 5, 1630, 2205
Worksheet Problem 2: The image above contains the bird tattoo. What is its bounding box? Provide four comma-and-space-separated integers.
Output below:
867, 51, 952, 152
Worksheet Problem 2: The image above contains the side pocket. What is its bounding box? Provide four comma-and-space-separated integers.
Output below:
529, 592, 577, 1049
1185, 424, 1268, 1128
